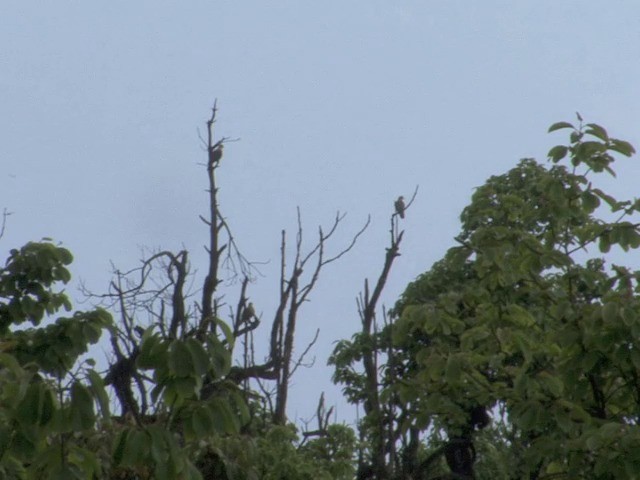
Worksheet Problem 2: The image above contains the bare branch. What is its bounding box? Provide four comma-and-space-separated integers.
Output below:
289, 328, 320, 378
301, 392, 335, 439
216, 210, 263, 282
0, 208, 11, 239
200, 102, 223, 324
405, 185, 419, 209
324, 215, 371, 264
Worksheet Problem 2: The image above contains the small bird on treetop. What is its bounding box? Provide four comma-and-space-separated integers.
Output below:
242, 302, 256, 323
210, 144, 223, 165
395, 196, 406, 219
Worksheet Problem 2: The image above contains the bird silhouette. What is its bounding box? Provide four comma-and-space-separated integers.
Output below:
395, 196, 406, 219
210, 144, 223, 165
242, 302, 256, 323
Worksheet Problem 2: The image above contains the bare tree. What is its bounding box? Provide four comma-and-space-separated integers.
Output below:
86, 103, 369, 427
341, 188, 418, 480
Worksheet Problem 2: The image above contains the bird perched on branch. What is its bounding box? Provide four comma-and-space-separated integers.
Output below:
241, 302, 256, 323
209, 144, 223, 166
395, 196, 406, 219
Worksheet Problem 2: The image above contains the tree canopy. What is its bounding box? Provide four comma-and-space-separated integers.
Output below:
1, 111, 639, 479
390, 118, 640, 478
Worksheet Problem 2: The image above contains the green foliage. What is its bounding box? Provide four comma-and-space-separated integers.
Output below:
329, 336, 372, 405
0, 241, 229, 479
0, 242, 73, 332
247, 424, 355, 480
0, 240, 114, 479
190, 422, 356, 480
110, 423, 203, 480
136, 326, 246, 450
9, 116, 639, 479
0, 238, 355, 479
392, 117, 640, 477
300, 424, 357, 479
11, 310, 112, 378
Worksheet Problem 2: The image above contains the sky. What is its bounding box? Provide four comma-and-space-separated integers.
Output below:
2, 2, 640, 426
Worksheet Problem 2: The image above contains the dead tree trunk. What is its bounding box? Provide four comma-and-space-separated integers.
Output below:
91, 103, 368, 429
355, 189, 417, 479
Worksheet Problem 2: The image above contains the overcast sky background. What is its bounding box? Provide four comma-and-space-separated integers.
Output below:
2, 2, 640, 425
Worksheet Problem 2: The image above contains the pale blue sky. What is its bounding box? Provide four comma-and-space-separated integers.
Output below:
2, 2, 640, 424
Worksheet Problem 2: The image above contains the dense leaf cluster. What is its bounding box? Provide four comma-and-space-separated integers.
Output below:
330, 118, 640, 479
391, 119, 640, 478
0, 240, 355, 479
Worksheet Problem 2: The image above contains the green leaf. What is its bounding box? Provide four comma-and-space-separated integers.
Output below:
169, 376, 198, 398
208, 397, 241, 434
168, 340, 194, 377
445, 355, 462, 384
17, 384, 42, 426
599, 422, 621, 438
183, 461, 204, 480
581, 191, 600, 213
184, 338, 210, 377
507, 304, 536, 327
0, 352, 25, 377
570, 130, 583, 143
577, 141, 607, 159
585, 123, 609, 141
86, 369, 111, 421
548, 121, 574, 133
602, 302, 619, 323
206, 336, 232, 378
55, 247, 74, 265
191, 405, 215, 438
137, 333, 167, 369
17, 383, 55, 427
228, 390, 250, 425
121, 429, 149, 467
628, 229, 640, 249
67, 445, 99, 479
213, 317, 235, 347
145, 424, 182, 480
581, 350, 601, 371
609, 138, 636, 157
586, 433, 602, 450
146, 424, 170, 464
514, 402, 538, 430
112, 429, 129, 465
538, 372, 563, 397
48, 464, 84, 480
598, 232, 611, 253
547, 145, 568, 163
69, 382, 95, 431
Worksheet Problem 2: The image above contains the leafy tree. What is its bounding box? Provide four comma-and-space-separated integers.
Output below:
330, 116, 640, 479
0, 240, 113, 479
391, 117, 640, 478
